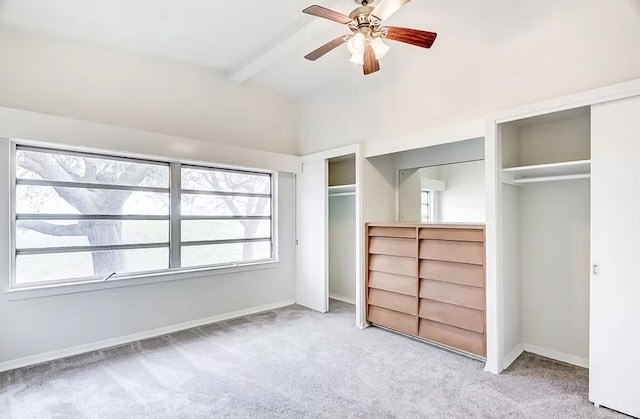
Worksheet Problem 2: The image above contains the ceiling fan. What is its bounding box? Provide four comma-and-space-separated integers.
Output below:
303, 0, 437, 75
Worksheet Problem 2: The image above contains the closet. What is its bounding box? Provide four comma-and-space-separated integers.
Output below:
328, 155, 356, 305
499, 107, 591, 368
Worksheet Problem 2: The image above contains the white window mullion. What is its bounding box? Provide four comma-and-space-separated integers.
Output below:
169, 162, 181, 269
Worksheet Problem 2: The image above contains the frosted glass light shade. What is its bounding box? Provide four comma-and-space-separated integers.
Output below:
347, 32, 365, 55
349, 51, 364, 65
348, 36, 390, 66
371, 37, 390, 59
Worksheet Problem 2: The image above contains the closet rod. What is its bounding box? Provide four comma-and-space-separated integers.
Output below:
510, 173, 591, 185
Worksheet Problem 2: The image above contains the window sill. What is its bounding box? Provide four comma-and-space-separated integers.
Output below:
4, 261, 280, 301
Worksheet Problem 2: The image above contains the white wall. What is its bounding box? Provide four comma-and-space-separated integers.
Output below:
0, 116, 298, 368
328, 158, 355, 186
329, 195, 356, 303
520, 180, 591, 363
0, 26, 298, 155
517, 114, 591, 167
298, 0, 640, 154
437, 160, 485, 223
501, 184, 522, 363
362, 155, 397, 225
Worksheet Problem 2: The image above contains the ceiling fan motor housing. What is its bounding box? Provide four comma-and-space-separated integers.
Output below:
349, 6, 375, 29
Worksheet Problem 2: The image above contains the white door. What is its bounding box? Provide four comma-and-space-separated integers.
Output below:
295, 159, 328, 313
590, 96, 640, 417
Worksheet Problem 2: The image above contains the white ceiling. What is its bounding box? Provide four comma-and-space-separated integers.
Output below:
0, 0, 568, 98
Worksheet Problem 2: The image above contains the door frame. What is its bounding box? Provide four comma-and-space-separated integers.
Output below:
485, 78, 640, 375
299, 144, 365, 327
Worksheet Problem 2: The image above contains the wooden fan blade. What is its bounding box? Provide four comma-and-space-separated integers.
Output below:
384, 26, 437, 49
303, 5, 352, 24
363, 44, 380, 75
305, 35, 351, 61
371, 0, 411, 22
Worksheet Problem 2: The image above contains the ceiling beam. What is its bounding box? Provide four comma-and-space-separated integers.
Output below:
228, 1, 346, 83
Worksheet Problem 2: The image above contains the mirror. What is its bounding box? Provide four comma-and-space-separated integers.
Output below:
398, 160, 485, 223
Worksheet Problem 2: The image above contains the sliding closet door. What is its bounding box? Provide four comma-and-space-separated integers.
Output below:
590, 96, 640, 417
295, 159, 328, 313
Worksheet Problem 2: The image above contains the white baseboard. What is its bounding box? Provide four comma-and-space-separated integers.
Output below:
329, 293, 355, 305
0, 299, 294, 373
503, 344, 524, 370
522, 343, 589, 368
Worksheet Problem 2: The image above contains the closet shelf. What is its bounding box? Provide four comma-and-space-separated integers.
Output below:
502, 160, 591, 185
328, 184, 356, 196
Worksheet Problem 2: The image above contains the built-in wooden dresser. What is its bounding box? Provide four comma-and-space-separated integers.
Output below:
366, 223, 486, 358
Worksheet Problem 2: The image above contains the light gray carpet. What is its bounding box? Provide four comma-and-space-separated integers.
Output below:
0, 301, 626, 418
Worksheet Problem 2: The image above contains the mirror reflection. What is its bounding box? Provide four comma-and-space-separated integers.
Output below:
398, 160, 485, 223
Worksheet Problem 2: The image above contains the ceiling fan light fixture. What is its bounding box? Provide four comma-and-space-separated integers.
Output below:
303, 1, 438, 76
349, 51, 364, 65
349, 37, 389, 66
346, 32, 366, 55
370, 37, 390, 60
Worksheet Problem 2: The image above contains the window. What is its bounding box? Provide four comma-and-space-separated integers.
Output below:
13, 145, 274, 287
421, 189, 432, 222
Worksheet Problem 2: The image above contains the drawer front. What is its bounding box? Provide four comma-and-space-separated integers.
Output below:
369, 254, 416, 277
419, 319, 485, 357
419, 279, 485, 311
419, 240, 484, 265
368, 305, 417, 335
369, 236, 415, 258
368, 271, 416, 296
419, 228, 484, 242
419, 260, 484, 288
369, 288, 417, 316
368, 226, 417, 238
419, 299, 484, 333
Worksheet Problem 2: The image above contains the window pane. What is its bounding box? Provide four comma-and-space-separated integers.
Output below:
16, 185, 169, 215
15, 248, 169, 284
181, 167, 270, 194
181, 220, 270, 242
181, 242, 271, 268
16, 149, 169, 187
16, 220, 169, 249
181, 194, 270, 217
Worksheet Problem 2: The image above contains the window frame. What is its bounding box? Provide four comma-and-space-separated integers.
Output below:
421, 189, 433, 223
177, 163, 274, 270
8, 141, 278, 295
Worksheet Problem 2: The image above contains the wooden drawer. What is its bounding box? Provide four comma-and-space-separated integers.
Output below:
419, 299, 484, 333
419, 228, 484, 242
369, 254, 416, 277
419, 240, 484, 265
368, 271, 416, 296
368, 305, 417, 335
369, 237, 415, 258
419, 260, 484, 288
419, 279, 485, 311
419, 319, 485, 357
368, 226, 416, 238
368, 288, 417, 316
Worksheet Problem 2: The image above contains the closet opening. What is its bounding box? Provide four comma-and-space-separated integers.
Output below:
500, 106, 591, 369
328, 154, 357, 310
